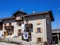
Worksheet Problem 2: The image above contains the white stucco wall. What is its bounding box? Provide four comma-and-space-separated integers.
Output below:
1, 14, 52, 45
24, 15, 47, 43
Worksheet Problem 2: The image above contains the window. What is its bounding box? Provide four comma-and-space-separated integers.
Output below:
36, 38, 43, 43
26, 20, 29, 24
17, 29, 22, 36
26, 27, 33, 32
9, 23, 11, 26
4, 31, 8, 37
17, 21, 22, 26
37, 38, 41, 43
7, 29, 13, 35
4, 26, 14, 35
17, 14, 22, 17
5, 23, 11, 26
0, 22, 3, 30
37, 28, 41, 33
25, 24, 33, 32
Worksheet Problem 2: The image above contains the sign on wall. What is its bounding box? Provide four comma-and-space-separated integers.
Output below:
23, 32, 28, 39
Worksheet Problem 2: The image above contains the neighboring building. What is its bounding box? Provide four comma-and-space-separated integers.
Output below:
0, 10, 54, 45
52, 28, 60, 45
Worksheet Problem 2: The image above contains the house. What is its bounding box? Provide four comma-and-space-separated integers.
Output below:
0, 10, 54, 45
52, 28, 60, 45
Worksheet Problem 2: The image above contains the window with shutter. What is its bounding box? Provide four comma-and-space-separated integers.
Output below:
17, 29, 22, 36
37, 28, 41, 33
4, 26, 14, 35
17, 21, 22, 26
36, 38, 43, 43
37, 38, 42, 43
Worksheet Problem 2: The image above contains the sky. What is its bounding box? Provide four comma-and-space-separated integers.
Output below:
0, 0, 60, 29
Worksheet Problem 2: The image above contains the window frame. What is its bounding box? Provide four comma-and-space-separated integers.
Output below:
17, 29, 22, 36
36, 38, 43, 43
17, 21, 22, 26
37, 28, 41, 33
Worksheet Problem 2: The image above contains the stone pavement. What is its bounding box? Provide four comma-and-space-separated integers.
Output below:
0, 42, 17, 45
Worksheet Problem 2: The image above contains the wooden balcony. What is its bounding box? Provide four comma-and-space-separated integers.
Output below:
25, 24, 33, 28
4, 26, 14, 30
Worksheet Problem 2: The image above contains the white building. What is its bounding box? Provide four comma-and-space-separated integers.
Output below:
0, 10, 54, 45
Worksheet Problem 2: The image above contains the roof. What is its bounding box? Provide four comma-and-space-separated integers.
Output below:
12, 11, 27, 17
24, 10, 54, 21
2, 17, 15, 21
1, 10, 54, 22
52, 28, 60, 33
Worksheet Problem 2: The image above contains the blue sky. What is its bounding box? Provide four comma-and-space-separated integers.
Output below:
0, 0, 60, 29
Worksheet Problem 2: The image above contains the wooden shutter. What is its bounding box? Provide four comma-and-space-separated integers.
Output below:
36, 38, 41, 43
35, 28, 37, 33
40, 28, 42, 33
37, 19, 40, 23
4, 31, 8, 37
36, 38, 43, 43
41, 38, 43, 42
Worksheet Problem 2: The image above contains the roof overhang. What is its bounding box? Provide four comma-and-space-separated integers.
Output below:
1, 10, 54, 22
24, 10, 54, 21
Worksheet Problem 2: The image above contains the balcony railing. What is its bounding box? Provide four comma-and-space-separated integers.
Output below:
4, 26, 13, 30
25, 24, 33, 28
